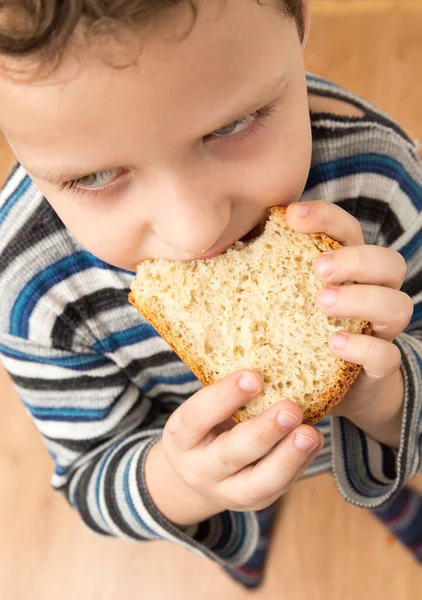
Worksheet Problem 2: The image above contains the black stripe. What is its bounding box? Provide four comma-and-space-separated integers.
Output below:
70, 459, 113, 536
123, 353, 183, 379
334, 196, 394, 230
0, 196, 66, 274
381, 444, 397, 480
102, 438, 150, 540
402, 271, 422, 300
44, 397, 163, 452
308, 87, 411, 142
51, 288, 130, 349
11, 371, 128, 391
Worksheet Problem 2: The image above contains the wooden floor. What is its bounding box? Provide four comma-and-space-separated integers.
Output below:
1, 2, 422, 598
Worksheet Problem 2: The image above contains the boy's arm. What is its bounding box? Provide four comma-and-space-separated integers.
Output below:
331, 146, 422, 508
0, 333, 258, 567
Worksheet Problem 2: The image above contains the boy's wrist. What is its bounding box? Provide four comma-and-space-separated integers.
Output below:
144, 439, 221, 528
344, 369, 405, 449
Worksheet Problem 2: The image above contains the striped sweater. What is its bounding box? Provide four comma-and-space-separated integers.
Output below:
0, 75, 421, 567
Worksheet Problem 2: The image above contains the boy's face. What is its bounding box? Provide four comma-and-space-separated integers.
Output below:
0, 0, 312, 270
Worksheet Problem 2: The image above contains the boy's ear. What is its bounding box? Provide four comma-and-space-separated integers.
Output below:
300, 0, 311, 49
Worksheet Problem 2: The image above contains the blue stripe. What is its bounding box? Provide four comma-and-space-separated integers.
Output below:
399, 230, 422, 262
24, 382, 129, 422
93, 324, 160, 354
54, 464, 69, 476
123, 448, 156, 536
0, 342, 109, 370
0, 174, 32, 227
305, 154, 422, 211
306, 74, 338, 89
95, 443, 122, 527
340, 419, 383, 498
411, 301, 422, 325
140, 372, 198, 394
226, 512, 246, 558
210, 511, 233, 552
10, 251, 127, 339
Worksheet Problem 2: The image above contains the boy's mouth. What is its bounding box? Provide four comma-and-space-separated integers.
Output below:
238, 220, 267, 243
191, 217, 268, 260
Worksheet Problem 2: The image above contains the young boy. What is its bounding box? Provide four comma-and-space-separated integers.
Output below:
0, 0, 421, 590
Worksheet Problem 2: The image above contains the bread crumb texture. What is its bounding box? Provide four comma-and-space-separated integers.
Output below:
130, 207, 371, 425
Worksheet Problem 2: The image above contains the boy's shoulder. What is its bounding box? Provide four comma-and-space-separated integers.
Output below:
305, 74, 422, 243
0, 166, 134, 349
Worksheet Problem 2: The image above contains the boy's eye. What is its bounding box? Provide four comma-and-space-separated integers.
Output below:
211, 113, 256, 137
70, 168, 121, 190
208, 105, 275, 140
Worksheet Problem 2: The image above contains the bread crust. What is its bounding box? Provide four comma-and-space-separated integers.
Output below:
129, 204, 373, 426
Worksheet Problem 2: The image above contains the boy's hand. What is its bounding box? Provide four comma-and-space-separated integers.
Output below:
148, 371, 323, 526
286, 200, 414, 447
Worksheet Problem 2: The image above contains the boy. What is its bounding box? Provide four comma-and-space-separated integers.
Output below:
0, 0, 421, 590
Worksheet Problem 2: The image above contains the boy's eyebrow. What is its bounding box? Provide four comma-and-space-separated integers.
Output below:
25, 74, 289, 185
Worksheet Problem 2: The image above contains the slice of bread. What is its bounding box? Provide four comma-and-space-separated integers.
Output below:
129, 206, 372, 425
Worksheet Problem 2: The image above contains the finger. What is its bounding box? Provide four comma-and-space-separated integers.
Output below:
164, 370, 262, 452
207, 400, 304, 480
286, 200, 365, 246
318, 285, 414, 340
329, 332, 402, 381
314, 245, 407, 290
223, 425, 323, 507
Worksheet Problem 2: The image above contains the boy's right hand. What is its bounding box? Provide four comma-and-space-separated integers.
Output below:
146, 370, 323, 527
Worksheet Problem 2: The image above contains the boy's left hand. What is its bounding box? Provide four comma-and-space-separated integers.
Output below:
286, 200, 414, 445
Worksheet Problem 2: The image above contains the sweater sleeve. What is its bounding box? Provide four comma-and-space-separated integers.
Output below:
0, 332, 258, 566
331, 143, 422, 509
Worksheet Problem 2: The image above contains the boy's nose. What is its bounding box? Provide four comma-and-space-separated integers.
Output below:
150, 177, 232, 257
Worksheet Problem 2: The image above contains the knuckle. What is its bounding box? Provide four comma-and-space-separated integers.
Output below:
389, 344, 402, 372
347, 216, 363, 240
244, 487, 268, 507
178, 406, 200, 438
396, 252, 407, 282
363, 333, 376, 363
398, 292, 414, 326
218, 449, 240, 472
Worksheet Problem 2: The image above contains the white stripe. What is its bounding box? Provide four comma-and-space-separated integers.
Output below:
28, 272, 128, 342
307, 75, 418, 135
1, 353, 118, 383
366, 437, 395, 484
113, 444, 157, 539
0, 164, 25, 203
311, 117, 420, 158
96, 439, 156, 541
86, 450, 122, 531
15, 382, 124, 408
0, 177, 45, 253
29, 383, 141, 439
302, 172, 419, 229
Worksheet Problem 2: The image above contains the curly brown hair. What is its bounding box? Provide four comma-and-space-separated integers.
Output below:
0, 1, 304, 65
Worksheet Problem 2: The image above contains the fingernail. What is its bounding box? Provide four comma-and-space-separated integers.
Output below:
331, 332, 348, 350
320, 287, 338, 307
295, 203, 310, 218
277, 411, 301, 429
316, 253, 334, 278
294, 433, 318, 452
239, 372, 260, 393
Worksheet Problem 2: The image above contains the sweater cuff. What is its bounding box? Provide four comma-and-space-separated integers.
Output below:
331, 333, 422, 508
137, 437, 260, 567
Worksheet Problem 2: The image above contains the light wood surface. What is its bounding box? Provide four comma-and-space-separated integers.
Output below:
1, 2, 422, 598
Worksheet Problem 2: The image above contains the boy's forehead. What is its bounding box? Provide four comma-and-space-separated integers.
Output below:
0, 0, 294, 164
